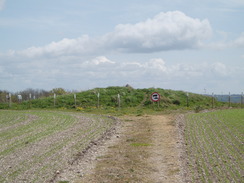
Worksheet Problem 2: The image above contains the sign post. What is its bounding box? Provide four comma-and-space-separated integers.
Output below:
151, 92, 160, 107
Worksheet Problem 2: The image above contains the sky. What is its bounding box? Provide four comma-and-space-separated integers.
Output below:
0, 0, 243, 94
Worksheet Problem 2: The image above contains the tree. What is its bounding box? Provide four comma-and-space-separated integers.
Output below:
50, 88, 67, 95
0, 90, 9, 103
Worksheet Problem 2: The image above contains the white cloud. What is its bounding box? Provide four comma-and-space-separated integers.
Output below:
18, 35, 99, 58
211, 62, 229, 76
78, 57, 232, 81
146, 58, 167, 72
12, 11, 212, 58
0, 0, 5, 11
0, 52, 243, 93
88, 56, 115, 65
104, 11, 212, 52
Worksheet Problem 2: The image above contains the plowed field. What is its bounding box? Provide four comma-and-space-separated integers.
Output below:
0, 110, 117, 183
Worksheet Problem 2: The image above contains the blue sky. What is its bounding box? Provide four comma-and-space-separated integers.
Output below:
0, 0, 243, 94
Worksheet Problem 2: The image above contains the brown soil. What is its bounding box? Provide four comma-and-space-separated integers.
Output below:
57, 114, 184, 183
0, 112, 118, 183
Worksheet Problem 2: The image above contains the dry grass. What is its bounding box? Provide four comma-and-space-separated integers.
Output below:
78, 115, 153, 183
76, 114, 183, 183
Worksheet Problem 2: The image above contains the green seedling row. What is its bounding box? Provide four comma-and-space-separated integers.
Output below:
184, 109, 244, 183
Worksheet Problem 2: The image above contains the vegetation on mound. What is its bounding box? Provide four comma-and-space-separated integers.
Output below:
0, 86, 235, 113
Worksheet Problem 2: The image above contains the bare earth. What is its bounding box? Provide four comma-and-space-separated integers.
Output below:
56, 114, 183, 183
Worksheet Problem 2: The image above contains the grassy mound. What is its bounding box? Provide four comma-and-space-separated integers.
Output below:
1, 86, 227, 113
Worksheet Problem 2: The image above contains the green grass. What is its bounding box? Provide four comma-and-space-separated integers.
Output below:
184, 109, 244, 183
1, 86, 228, 113
0, 110, 116, 182
130, 143, 152, 147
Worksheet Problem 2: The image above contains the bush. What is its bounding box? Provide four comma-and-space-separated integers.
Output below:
173, 99, 181, 105
194, 106, 203, 113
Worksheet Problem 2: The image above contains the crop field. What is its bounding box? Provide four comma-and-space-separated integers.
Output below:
0, 110, 116, 183
184, 109, 244, 182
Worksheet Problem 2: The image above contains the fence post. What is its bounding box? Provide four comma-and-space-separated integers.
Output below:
241, 92, 243, 109
212, 93, 214, 109
18, 95, 22, 104
9, 93, 11, 108
74, 93, 77, 108
186, 93, 189, 107
118, 94, 120, 108
228, 92, 231, 108
29, 93, 32, 108
54, 93, 56, 107
97, 93, 100, 108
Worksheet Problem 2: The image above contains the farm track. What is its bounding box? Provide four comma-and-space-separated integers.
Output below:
182, 109, 244, 183
65, 114, 183, 183
0, 110, 117, 183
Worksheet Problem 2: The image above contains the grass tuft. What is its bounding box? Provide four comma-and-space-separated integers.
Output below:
130, 143, 151, 147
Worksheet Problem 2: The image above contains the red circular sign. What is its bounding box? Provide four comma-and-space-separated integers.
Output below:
151, 92, 160, 102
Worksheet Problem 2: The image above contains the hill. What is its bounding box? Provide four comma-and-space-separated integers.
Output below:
1, 86, 225, 113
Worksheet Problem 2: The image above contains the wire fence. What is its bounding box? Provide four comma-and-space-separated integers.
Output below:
214, 94, 243, 104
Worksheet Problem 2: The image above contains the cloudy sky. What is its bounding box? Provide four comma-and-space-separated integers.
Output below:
0, 0, 243, 94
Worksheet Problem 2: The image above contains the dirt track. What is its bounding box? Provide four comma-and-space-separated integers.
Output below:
57, 114, 183, 183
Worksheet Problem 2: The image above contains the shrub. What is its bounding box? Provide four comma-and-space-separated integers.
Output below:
194, 105, 203, 113
173, 99, 181, 105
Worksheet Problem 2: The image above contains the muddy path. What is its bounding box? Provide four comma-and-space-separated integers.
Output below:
57, 114, 183, 183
